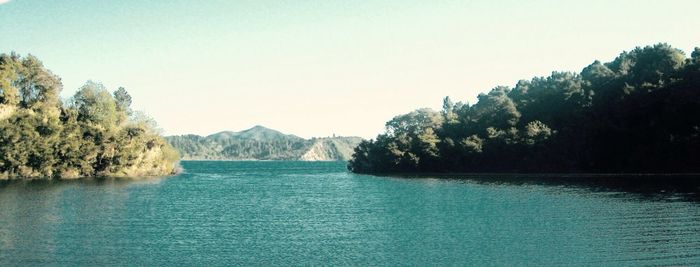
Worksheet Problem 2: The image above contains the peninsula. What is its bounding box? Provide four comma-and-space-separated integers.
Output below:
349, 44, 700, 174
0, 53, 179, 180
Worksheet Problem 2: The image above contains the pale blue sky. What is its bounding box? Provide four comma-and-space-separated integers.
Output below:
1, 0, 699, 138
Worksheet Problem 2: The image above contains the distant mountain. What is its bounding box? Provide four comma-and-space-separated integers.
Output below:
166, 126, 363, 161
206, 125, 302, 142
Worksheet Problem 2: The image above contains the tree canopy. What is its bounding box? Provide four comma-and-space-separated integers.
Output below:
348, 43, 700, 174
0, 53, 179, 180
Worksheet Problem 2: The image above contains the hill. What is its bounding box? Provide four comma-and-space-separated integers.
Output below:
167, 126, 363, 161
207, 125, 302, 142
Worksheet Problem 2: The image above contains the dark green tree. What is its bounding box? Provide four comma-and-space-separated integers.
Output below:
349, 43, 700, 174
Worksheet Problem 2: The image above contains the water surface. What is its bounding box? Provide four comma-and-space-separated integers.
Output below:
1, 161, 699, 265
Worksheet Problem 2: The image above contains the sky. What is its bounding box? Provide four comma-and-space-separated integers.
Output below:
1, 0, 699, 138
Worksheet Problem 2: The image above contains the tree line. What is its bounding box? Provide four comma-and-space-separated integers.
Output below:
349, 44, 700, 174
0, 53, 179, 179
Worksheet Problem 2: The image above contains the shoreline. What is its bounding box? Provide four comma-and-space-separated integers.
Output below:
367, 172, 700, 178
180, 159, 347, 162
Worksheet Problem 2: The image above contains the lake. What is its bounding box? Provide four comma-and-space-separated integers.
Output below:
1, 161, 699, 265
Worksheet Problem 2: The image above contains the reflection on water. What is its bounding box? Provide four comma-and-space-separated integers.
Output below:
0, 161, 699, 266
390, 172, 700, 202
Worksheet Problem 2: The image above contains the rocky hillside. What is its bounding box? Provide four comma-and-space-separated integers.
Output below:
300, 137, 363, 161
166, 126, 363, 161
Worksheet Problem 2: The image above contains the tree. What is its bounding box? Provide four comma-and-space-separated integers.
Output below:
0, 53, 20, 106
523, 120, 552, 145
0, 53, 179, 180
16, 55, 62, 113
442, 96, 458, 124
692, 48, 700, 64
385, 108, 443, 137
472, 86, 520, 130
349, 43, 700, 174
114, 87, 132, 113
72, 81, 119, 127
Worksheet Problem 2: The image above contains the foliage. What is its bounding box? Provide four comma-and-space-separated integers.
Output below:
0, 53, 179, 180
349, 43, 700, 173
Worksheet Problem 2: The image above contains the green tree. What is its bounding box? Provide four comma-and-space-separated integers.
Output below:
72, 81, 119, 127
0, 53, 179, 180
16, 55, 62, 113
114, 87, 132, 113
349, 43, 700, 174
0, 53, 21, 106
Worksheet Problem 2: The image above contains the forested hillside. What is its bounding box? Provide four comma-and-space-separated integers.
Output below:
349, 44, 700, 174
0, 53, 179, 180
167, 126, 362, 161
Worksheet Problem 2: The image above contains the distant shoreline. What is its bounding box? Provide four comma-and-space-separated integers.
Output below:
178, 160, 700, 178
370, 172, 700, 178
167, 126, 363, 161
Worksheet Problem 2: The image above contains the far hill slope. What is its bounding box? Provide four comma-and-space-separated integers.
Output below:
300, 137, 364, 161
166, 126, 363, 161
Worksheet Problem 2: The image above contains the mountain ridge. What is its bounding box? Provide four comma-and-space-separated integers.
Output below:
205, 125, 303, 141
166, 126, 363, 161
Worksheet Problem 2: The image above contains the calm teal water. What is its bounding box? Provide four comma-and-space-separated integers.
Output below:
1, 161, 700, 266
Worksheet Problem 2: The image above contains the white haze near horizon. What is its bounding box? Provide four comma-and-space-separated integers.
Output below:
1, 0, 699, 139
